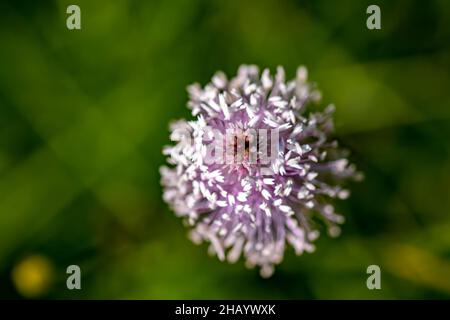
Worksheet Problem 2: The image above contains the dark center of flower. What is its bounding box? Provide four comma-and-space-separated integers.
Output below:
233, 135, 251, 157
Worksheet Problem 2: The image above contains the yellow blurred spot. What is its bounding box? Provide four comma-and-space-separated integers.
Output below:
12, 254, 54, 298
384, 244, 450, 293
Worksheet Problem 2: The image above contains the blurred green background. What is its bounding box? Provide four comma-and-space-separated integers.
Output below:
0, 0, 450, 299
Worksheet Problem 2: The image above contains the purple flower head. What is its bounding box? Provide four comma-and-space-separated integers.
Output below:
161, 65, 361, 277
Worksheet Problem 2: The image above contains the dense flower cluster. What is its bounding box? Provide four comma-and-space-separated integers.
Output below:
161, 65, 361, 277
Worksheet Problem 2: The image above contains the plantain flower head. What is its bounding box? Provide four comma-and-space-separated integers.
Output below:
160, 65, 361, 277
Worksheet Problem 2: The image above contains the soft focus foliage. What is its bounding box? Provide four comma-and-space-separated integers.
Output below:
0, 0, 449, 299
